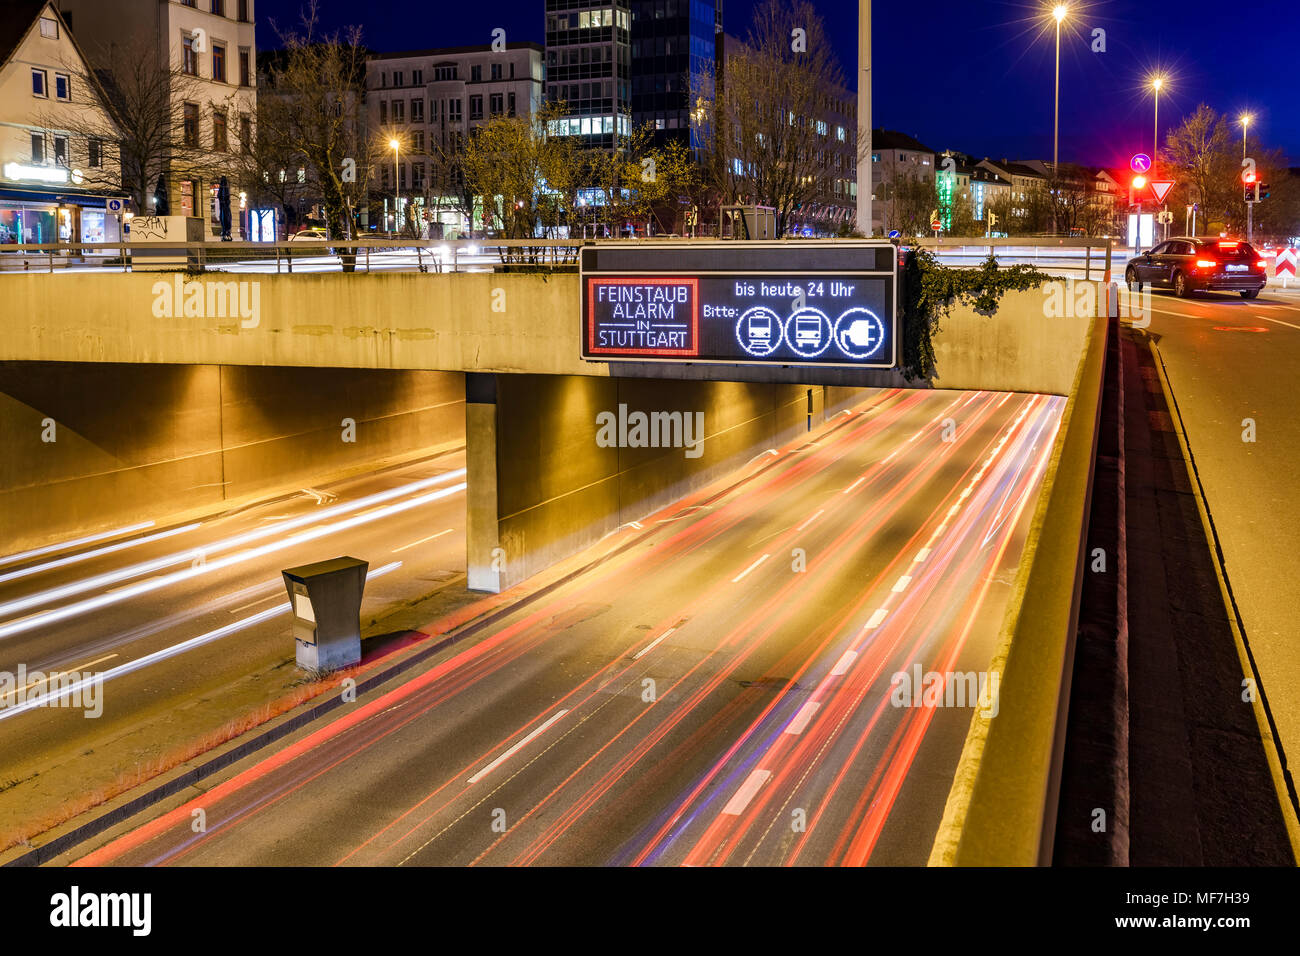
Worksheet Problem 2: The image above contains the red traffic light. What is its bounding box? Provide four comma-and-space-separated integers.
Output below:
1243, 169, 1257, 184
1132, 175, 1147, 189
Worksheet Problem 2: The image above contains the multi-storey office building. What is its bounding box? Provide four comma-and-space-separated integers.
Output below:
367, 41, 543, 236
544, 0, 632, 149
628, 0, 721, 151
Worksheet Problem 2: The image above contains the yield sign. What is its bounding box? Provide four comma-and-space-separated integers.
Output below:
1149, 180, 1175, 204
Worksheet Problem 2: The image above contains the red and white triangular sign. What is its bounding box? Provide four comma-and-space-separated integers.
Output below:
1149, 180, 1175, 204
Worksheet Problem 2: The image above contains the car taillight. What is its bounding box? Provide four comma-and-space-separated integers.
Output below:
1256, 260, 1267, 269
1195, 259, 1217, 268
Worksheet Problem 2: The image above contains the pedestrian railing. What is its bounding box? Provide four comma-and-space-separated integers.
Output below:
0, 235, 1122, 279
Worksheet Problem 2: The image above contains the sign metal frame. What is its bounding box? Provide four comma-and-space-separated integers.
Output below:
579, 240, 899, 371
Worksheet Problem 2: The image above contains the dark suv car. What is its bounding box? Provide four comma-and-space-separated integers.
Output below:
1125, 237, 1268, 299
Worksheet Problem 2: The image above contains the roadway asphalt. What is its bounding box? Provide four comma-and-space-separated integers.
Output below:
1118, 284, 1300, 790
70, 387, 1063, 867
0, 452, 468, 845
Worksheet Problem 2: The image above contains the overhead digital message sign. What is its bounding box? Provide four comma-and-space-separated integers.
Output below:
581, 241, 897, 370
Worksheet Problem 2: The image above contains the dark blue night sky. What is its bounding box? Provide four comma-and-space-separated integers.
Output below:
257, 0, 1299, 167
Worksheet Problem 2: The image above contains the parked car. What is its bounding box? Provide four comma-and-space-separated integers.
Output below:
286, 227, 334, 256
1125, 236, 1267, 299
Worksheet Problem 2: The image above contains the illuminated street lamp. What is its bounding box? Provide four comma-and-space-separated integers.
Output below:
1239, 113, 1252, 161
389, 137, 401, 235
1149, 76, 1166, 179
1052, 4, 1067, 176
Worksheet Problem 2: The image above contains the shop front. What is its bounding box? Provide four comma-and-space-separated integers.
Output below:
0, 177, 126, 249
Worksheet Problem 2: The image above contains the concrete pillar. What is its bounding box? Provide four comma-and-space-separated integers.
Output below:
466, 373, 502, 593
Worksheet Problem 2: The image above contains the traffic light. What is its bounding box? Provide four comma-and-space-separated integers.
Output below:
1260, 182, 1270, 200
1129, 175, 1147, 206
1245, 187, 1255, 203
1242, 169, 1257, 186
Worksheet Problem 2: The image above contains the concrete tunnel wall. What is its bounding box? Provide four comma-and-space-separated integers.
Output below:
467, 374, 840, 591
0, 363, 465, 551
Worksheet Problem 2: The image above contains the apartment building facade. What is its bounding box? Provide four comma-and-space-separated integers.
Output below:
0, 0, 125, 245
366, 41, 544, 236
57, 0, 256, 238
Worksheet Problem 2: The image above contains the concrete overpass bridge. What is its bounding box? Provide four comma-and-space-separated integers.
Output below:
0, 240, 1115, 867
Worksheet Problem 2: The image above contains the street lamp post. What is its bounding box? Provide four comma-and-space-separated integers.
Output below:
1151, 76, 1164, 238
389, 138, 401, 235
1051, 4, 1067, 235
1240, 113, 1252, 161
856, 0, 871, 236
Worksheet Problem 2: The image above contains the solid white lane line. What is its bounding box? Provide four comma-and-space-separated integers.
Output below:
392, 528, 454, 553
0, 522, 155, 569
843, 477, 865, 494
722, 768, 772, 815
796, 509, 825, 532
785, 701, 821, 735
831, 650, 858, 676
468, 710, 569, 784
732, 554, 771, 583
864, 608, 889, 630
1255, 314, 1300, 331
634, 627, 676, 660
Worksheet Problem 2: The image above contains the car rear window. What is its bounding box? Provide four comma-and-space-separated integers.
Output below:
1202, 241, 1255, 259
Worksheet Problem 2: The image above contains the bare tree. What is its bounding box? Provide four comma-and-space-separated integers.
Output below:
715, 0, 845, 236
36, 36, 228, 211
259, 2, 376, 253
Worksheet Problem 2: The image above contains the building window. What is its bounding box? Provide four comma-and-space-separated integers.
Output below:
183, 35, 199, 76
413, 162, 425, 189
55, 73, 70, 100
212, 0, 225, 15
413, 130, 425, 152
470, 64, 482, 82
54, 135, 68, 166
183, 102, 199, 146
469, 95, 482, 120
31, 133, 44, 163
489, 93, 503, 116
379, 100, 387, 123
491, 63, 502, 80
32, 69, 47, 97
39, 16, 58, 38
89, 138, 104, 168
239, 48, 251, 86
447, 98, 461, 122
412, 69, 422, 85
238, 0, 250, 23
212, 44, 227, 83
392, 99, 404, 122
394, 71, 403, 87
411, 98, 423, 122
240, 114, 252, 153
180, 180, 194, 217
434, 65, 455, 81
213, 110, 228, 151
508, 92, 516, 117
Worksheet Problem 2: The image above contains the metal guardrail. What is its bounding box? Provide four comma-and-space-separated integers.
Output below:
0, 236, 1121, 278
915, 237, 1118, 282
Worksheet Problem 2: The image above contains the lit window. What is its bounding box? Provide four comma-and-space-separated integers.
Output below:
39, 16, 57, 38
